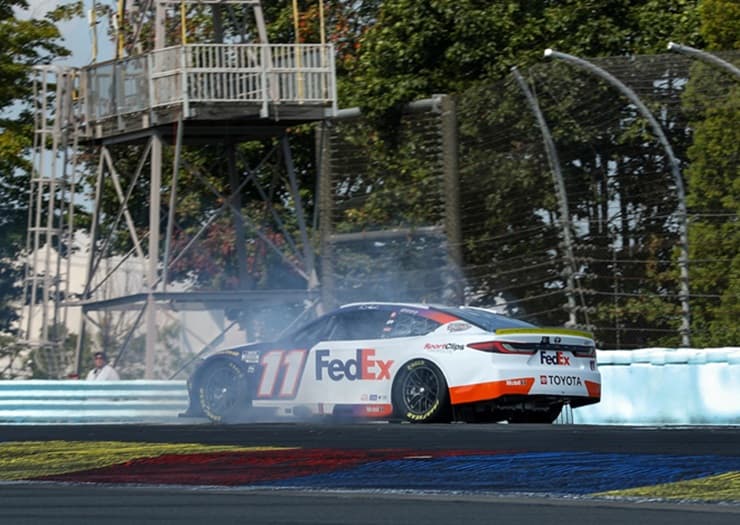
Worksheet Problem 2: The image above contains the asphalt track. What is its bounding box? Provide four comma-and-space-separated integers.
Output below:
1, 423, 739, 524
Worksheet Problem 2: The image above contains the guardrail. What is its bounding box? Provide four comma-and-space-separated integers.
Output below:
0, 380, 189, 424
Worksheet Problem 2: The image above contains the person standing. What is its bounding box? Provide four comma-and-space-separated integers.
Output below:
86, 351, 120, 381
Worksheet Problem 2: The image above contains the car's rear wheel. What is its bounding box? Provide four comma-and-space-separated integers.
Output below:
197, 360, 250, 423
392, 359, 450, 423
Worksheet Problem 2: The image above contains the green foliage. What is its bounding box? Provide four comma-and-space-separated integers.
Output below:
682, 63, 739, 346
342, 0, 703, 119
676, 1, 740, 346
0, 2, 69, 109
17, 0, 729, 354
699, 0, 740, 49
456, 78, 565, 322
0, 333, 29, 378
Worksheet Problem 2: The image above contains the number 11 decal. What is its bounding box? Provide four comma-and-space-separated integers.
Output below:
257, 350, 307, 398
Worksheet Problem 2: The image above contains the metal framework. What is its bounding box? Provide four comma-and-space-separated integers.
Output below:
668, 42, 740, 79
21, 67, 84, 376
317, 95, 463, 310
25, 1, 336, 378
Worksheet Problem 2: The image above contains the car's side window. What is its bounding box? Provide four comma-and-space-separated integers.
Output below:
385, 312, 440, 338
326, 309, 392, 341
287, 317, 334, 347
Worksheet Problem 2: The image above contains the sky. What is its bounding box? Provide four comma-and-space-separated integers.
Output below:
19, 0, 115, 66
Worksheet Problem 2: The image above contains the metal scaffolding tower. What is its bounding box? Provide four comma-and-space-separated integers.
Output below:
21, 66, 83, 377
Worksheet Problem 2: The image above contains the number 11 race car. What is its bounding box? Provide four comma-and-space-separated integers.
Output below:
184, 302, 601, 424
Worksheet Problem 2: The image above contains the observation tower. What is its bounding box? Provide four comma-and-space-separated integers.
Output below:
23, 1, 336, 377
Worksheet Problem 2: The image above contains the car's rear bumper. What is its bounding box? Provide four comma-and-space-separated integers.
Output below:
448, 374, 601, 406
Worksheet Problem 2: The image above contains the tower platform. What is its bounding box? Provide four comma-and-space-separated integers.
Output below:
76, 43, 337, 143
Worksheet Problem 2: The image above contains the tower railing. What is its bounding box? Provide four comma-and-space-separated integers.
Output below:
79, 43, 336, 128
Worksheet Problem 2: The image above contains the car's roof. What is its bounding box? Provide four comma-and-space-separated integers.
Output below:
339, 301, 437, 310
337, 302, 536, 331
339, 302, 506, 315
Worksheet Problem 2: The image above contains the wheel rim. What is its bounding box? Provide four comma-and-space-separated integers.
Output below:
202, 365, 241, 415
402, 366, 441, 415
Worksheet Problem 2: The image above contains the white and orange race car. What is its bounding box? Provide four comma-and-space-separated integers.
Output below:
184, 302, 601, 423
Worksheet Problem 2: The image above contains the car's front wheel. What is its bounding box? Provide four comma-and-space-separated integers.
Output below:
197, 360, 250, 423
392, 359, 451, 423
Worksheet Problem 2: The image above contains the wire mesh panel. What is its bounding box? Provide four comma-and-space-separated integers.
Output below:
455, 51, 739, 348
322, 106, 459, 305
457, 78, 568, 324
322, 51, 737, 348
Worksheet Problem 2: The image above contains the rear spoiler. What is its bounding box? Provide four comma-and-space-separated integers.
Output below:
495, 328, 594, 339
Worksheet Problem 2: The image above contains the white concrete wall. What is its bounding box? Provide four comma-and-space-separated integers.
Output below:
574, 347, 740, 425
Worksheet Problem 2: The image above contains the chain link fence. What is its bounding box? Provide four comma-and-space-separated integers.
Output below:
319, 98, 462, 308
322, 51, 739, 349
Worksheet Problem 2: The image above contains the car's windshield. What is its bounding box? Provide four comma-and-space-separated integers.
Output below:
436, 306, 536, 332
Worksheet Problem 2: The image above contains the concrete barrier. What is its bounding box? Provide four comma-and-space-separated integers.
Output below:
573, 347, 740, 425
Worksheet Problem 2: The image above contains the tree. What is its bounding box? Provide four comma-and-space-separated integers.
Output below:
336, 1, 709, 344
682, 0, 739, 346
344, 0, 703, 119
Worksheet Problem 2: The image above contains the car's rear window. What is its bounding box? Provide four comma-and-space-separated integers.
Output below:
435, 306, 535, 332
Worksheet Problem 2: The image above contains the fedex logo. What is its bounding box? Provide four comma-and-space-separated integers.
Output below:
540, 351, 571, 366
316, 349, 394, 381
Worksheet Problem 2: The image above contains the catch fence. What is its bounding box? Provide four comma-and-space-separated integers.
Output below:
322, 50, 739, 349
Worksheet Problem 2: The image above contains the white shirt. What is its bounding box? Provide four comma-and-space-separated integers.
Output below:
86, 364, 120, 381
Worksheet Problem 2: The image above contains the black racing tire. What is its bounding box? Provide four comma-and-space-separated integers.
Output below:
196, 360, 250, 423
392, 359, 451, 423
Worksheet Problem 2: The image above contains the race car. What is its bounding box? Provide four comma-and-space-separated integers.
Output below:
184, 302, 601, 424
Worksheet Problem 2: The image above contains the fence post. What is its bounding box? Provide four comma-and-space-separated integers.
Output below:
668, 42, 740, 79
439, 94, 464, 304
511, 68, 580, 328
317, 121, 336, 313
